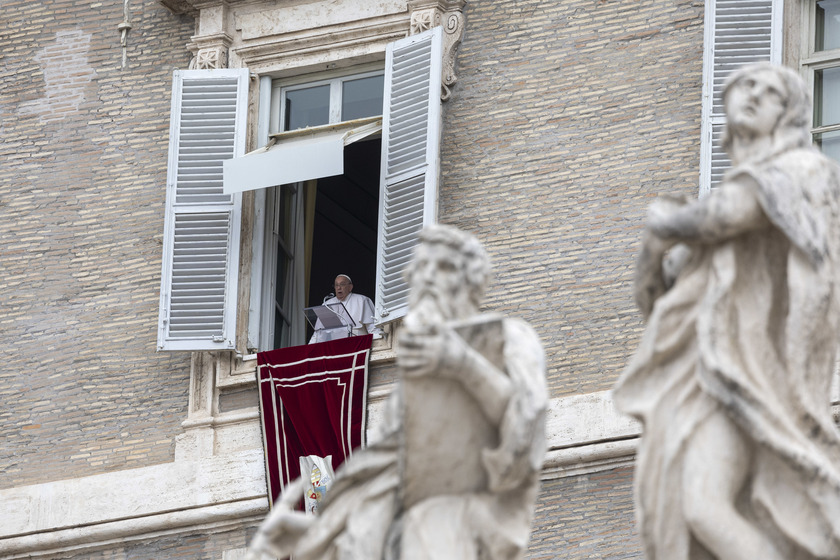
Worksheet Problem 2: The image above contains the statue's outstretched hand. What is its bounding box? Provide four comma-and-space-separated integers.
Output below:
647, 196, 687, 237
244, 477, 312, 559
634, 196, 689, 318
399, 325, 467, 379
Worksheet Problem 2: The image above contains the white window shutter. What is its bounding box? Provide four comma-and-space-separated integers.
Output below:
375, 27, 443, 325
157, 69, 250, 351
699, 0, 783, 195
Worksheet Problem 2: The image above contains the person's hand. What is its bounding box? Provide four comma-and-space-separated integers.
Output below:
399, 325, 467, 379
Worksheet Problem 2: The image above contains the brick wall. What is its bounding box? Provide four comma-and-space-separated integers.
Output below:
441, 0, 705, 397
528, 467, 641, 559
0, 0, 195, 488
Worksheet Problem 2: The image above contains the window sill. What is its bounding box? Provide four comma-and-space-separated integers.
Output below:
231, 320, 399, 388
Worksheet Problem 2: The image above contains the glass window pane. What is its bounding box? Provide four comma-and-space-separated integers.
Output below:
816, 0, 840, 51
814, 67, 840, 127
815, 129, 840, 164
284, 85, 330, 131
341, 75, 384, 121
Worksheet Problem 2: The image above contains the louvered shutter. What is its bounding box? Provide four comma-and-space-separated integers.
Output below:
374, 27, 443, 324
699, 0, 783, 195
157, 69, 250, 351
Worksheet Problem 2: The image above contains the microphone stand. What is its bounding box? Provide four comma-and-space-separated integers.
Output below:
322, 293, 353, 337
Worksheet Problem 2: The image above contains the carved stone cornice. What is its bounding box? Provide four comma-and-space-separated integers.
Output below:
187, 32, 233, 69
164, 0, 467, 95
408, 0, 466, 101
159, 0, 249, 16
230, 14, 408, 75
158, 0, 198, 16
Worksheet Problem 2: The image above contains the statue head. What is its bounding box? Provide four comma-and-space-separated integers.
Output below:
405, 224, 491, 325
722, 62, 811, 159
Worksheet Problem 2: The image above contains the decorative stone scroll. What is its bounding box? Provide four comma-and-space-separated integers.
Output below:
409, 0, 466, 101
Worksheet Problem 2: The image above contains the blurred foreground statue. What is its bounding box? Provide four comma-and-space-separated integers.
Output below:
614, 62, 840, 559
247, 224, 547, 560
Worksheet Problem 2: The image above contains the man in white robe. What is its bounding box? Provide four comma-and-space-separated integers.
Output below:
309, 274, 382, 343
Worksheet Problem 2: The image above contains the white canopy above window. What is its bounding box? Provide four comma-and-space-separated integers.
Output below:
222, 117, 382, 194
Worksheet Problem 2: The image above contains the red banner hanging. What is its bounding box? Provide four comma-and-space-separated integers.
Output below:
257, 335, 372, 507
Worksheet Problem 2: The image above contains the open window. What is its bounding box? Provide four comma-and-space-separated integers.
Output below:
240, 28, 443, 352
158, 27, 444, 352
254, 136, 384, 351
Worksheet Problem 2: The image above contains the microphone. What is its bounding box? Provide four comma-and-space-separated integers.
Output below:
323, 293, 335, 304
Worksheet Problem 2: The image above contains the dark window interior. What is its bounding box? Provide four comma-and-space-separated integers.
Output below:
307, 138, 381, 310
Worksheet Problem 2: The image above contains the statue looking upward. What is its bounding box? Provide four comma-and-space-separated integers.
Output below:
615, 63, 840, 560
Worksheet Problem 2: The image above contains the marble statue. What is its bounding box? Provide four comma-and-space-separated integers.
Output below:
614, 62, 840, 559
247, 224, 548, 560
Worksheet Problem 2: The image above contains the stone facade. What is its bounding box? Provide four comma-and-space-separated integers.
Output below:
33, 526, 258, 560
443, 0, 705, 397
530, 467, 639, 558
1, 0, 709, 558
1, 0, 194, 488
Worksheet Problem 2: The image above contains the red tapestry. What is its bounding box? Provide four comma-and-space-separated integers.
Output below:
257, 334, 372, 507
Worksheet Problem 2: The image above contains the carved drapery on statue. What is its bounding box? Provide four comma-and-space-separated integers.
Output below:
246, 225, 547, 560
614, 63, 840, 560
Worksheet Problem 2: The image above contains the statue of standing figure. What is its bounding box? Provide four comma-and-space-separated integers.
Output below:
614, 62, 840, 559
247, 224, 548, 560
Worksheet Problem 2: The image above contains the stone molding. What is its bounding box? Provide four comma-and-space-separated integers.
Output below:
170, 1, 410, 74
189, 40, 230, 69
0, 448, 267, 558
229, 16, 407, 75
188, 18, 232, 68
0, 390, 642, 557
0, 500, 266, 559
164, 1, 468, 97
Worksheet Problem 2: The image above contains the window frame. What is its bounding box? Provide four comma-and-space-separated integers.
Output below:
799, 0, 840, 157
270, 66, 386, 134
249, 28, 443, 349
160, 29, 444, 353
251, 66, 387, 352
259, 181, 307, 351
